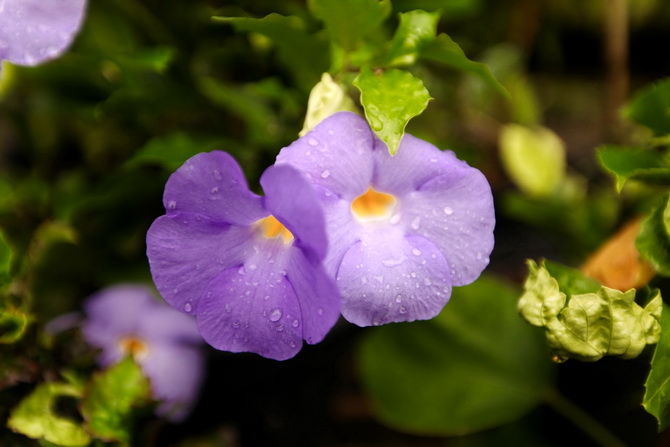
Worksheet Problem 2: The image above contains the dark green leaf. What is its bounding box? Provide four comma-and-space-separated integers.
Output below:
0, 230, 12, 287
353, 67, 432, 155
307, 0, 391, 52
8, 383, 90, 446
81, 357, 152, 444
625, 78, 670, 136
597, 145, 670, 191
543, 260, 601, 296
358, 275, 554, 435
421, 33, 508, 98
637, 195, 670, 275
644, 304, 670, 431
384, 10, 440, 67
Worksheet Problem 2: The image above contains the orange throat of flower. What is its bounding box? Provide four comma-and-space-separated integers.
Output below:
256, 215, 294, 243
117, 335, 149, 360
351, 187, 397, 222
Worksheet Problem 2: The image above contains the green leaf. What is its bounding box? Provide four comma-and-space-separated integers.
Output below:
597, 145, 670, 191
637, 195, 670, 275
644, 304, 670, 430
383, 10, 440, 67
625, 78, 670, 136
421, 33, 509, 98
353, 67, 432, 155
0, 230, 12, 287
127, 132, 230, 172
307, 0, 391, 52
300, 73, 358, 135
8, 383, 91, 447
499, 124, 566, 198
81, 357, 152, 444
543, 260, 601, 296
215, 14, 329, 87
519, 260, 663, 362
0, 306, 30, 344
358, 275, 554, 435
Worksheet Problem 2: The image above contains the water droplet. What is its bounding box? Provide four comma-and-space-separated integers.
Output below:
374, 275, 384, 283
321, 170, 330, 179
444, 206, 453, 215
290, 341, 296, 348
232, 320, 241, 328
411, 216, 421, 230
248, 263, 258, 271
395, 294, 402, 303
317, 308, 324, 315
276, 325, 285, 332
238, 266, 246, 275
328, 129, 334, 135
172, 288, 179, 294
213, 170, 222, 180
389, 214, 401, 224
424, 277, 432, 286
225, 303, 231, 313
292, 319, 300, 328
167, 200, 177, 210
411, 272, 417, 278
307, 137, 319, 146
399, 306, 407, 314
430, 158, 438, 163
382, 257, 404, 267
361, 276, 368, 285
476, 252, 482, 260
210, 186, 219, 194
184, 303, 192, 312
269, 308, 282, 322
244, 290, 251, 296
412, 248, 422, 256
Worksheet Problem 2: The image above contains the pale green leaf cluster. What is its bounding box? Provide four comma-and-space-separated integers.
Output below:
519, 260, 662, 362
499, 123, 566, 198
8, 383, 91, 446
300, 73, 358, 136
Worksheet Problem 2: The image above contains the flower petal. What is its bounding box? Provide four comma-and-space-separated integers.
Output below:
139, 305, 202, 345
0, 0, 86, 67
163, 151, 266, 226
400, 169, 495, 286
260, 164, 328, 261
336, 227, 453, 326
285, 249, 341, 345
275, 112, 375, 199
196, 255, 304, 361
146, 214, 254, 314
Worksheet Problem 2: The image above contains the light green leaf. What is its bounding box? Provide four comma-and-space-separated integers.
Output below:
0, 306, 30, 344
543, 260, 601, 296
637, 195, 670, 275
81, 357, 152, 444
421, 33, 509, 98
353, 67, 432, 155
625, 78, 670, 136
519, 260, 662, 362
644, 304, 670, 431
115, 47, 176, 74
384, 10, 440, 67
215, 14, 329, 87
597, 145, 670, 191
8, 383, 91, 447
307, 0, 391, 52
300, 73, 358, 136
499, 124, 566, 198
358, 275, 554, 435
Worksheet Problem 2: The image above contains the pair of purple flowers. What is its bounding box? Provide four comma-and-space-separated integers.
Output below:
147, 112, 495, 360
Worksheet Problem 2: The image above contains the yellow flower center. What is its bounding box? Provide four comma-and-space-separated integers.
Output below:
256, 215, 294, 243
117, 335, 149, 360
351, 187, 397, 222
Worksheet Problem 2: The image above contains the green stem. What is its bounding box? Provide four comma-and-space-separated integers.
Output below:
545, 389, 627, 447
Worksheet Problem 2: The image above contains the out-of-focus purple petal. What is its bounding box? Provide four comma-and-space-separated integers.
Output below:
0, 0, 86, 67
146, 214, 254, 315
163, 151, 267, 226
260, 164, 328, 261
285, 249, 340, 344
276, 112, 375, 199
139, 305, 202, 346
336, 229, 453, 326
196, 253, 304, 360
141, 343, 205, 423
400, 169, 495, 287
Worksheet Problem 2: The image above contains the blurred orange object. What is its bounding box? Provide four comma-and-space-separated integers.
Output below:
581, 218, 656, 291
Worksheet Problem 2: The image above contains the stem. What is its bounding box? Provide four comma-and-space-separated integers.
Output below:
545, 389, 627, 447
604, 0, 629, 140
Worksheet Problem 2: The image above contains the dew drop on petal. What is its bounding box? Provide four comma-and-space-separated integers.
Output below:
321, 170, 330, 179
412, 248, 422, 256
399, 306, 407, 314
167, 200, 177, 210
424, 277, 432, 286
395, 294, 402, 303
317, 308, 324, 315
389, 213, 401, 224
444, 206, 454, 215
276, 325, 285, 332
232, 320, 241, 329
269, 308, 282, 322
292, 319, 300, 328
411, 216, 421, 230
213, 170, 222, 180
361, 276, 368, 285
307, 137, 319, 146
290, 341, 296, 348
184, 303, 192, 312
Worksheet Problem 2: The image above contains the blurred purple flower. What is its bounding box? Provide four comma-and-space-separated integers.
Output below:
82, 284, 204, 423
0, 0, 86, 69
276, 112, 495, 326
146, 152, 340, 361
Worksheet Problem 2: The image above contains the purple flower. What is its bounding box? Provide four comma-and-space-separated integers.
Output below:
82, 284, 204, 422
276, 112, 495, 326
146, 152, 340, 361
0, 0, 86, 69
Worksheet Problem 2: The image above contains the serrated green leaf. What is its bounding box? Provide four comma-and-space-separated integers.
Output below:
354, 67, 432, 155
499, 124, 566, 198
519, 260, 662, 362
597, 145, 670, 191
127, 132, 230, 172
300, 73, 358, 135
215, 14, 329, 87
644, 304, 670, 430
359, 275, 554, 435
384, 10, 440, 67
307, 0, 391, 52
421, 33, 508, 98
637, 195, 670, 275
81, 357, 152, 444
625, 78, 670, 136
8, 383, 91, 447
